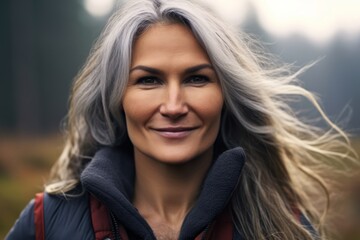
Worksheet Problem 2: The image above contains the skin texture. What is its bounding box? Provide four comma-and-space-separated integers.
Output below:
122, 23, 224, 239
124, 24, 223, 166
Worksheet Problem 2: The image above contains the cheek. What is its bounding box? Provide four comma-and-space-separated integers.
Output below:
190, 87, 223, 122
122, 89, 161, 146
195, 91, 223, 150
122, 91, 148, 138
123, 90, 153, 123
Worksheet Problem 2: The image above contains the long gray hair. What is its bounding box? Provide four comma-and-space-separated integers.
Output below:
46, 0, 356, 239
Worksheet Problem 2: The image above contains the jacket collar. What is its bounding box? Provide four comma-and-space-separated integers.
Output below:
81, 146, 245, 240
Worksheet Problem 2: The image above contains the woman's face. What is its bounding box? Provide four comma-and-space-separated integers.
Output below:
122, 23, 223, 164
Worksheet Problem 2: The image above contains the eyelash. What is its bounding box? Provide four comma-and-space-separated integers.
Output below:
135, 75, 210, 86
136, 76, 161, 85
185, 75, 210, 84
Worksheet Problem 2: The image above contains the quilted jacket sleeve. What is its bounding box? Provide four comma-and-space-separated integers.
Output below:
5, 199, 36, 240
6, 190, 93, 240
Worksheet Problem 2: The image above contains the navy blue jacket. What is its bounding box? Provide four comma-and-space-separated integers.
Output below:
7, 147, 248, 239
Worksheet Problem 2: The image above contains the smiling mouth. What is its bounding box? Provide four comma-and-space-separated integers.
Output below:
151, 127, 199, 139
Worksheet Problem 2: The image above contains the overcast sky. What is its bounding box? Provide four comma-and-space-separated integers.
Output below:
83, 0, 360, 45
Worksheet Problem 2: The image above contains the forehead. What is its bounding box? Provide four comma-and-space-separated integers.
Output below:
131, 23, 211, 67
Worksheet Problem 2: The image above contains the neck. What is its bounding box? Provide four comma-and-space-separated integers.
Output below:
132, 148, 213, 230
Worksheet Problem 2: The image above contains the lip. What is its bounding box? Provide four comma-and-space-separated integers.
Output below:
150, 126, 199, 139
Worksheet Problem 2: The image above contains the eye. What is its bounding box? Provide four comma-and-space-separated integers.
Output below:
185, 75, 210, 85
136, 76, 162, 85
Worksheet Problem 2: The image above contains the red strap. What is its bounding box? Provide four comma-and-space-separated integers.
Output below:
34, 193, 45, 240
209, 208, 233, 240
195, 208, 233, 240
90, 194, 114, 240
292, 206, 302, 222
195, 231, 205, 240
119, 224, 129, 240
89, 194, 129, 240
196, 207, 301, 240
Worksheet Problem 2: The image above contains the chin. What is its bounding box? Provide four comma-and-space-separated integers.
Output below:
149, 145, 213, 165
155, 154, 196, 165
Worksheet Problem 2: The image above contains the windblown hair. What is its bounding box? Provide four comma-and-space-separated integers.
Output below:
46, 0, 356, 239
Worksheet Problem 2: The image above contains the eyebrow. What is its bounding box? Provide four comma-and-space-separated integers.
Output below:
129, 64, 214, 74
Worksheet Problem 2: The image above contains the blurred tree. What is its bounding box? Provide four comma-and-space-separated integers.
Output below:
0, 0, 359, 135
0, 0, 109, 134
0, 0, 15, 131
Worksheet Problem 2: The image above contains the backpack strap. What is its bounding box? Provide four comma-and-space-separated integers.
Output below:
89, 194, 129, 240
195, 207, 233, 240
292, 206, 301, 222
89, 194, 114, 240
34, 192, 45, 240
209, 207, 233, 239
33, 193, 307, 240
34, 192, 129, 240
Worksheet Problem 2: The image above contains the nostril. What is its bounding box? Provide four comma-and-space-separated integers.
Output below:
159, 103, 188, 119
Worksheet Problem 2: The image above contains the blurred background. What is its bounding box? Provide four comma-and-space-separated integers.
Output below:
1, 0, 359, 238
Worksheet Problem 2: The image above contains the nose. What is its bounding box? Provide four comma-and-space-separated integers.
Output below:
159, 83, 188, 119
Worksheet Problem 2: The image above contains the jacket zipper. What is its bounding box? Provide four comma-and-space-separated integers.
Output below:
110, 212, 120, 240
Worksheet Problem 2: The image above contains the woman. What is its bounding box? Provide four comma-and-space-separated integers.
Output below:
7, 0, 355, 239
